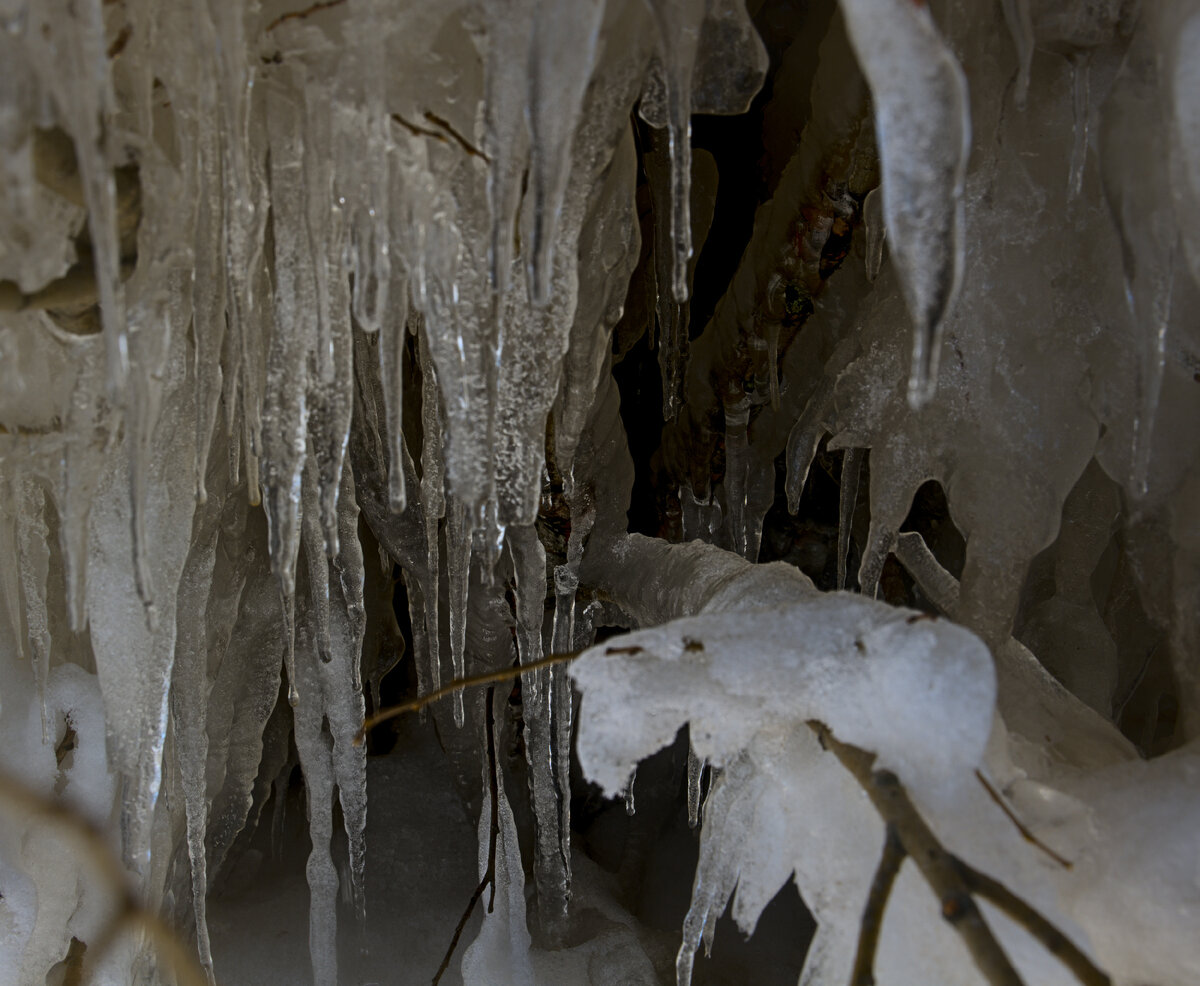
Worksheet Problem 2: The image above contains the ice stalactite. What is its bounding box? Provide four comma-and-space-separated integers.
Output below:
446, 495, 472, 728
836, 447, 864, 590
170, 492, 226, 985
509, 523, 572, 933
840, 0, 970, 407
262, 78, 314, 704
292, 618, 340, 986
722, 395, 752, 559
419, 322, 445, 696
378, 277, 409, 514
14, 478, 51, 737
461, 692, 534, 986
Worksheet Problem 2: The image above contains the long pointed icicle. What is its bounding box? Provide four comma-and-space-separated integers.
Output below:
419, 324, 445, 696
841, 0, 971, 407
16, 478, 52, 738
170, 499, 224, 985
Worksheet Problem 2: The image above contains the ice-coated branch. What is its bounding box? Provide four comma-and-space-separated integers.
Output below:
0, 770, 211, 986
810, 721, 1112, 986
850, 824, 905, 986
808, 721, 1026, 986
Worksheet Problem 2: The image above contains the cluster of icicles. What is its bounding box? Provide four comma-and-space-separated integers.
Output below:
1, 0, 1199, 984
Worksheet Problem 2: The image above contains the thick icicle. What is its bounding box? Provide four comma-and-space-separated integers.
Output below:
169, 495, 226, 985
841, 0, 971, 407
526, 0, 607, 303
261, 78, 314, 608
645, 126, 688, 418
837, 448, 864, 590
625, 769, 637, 815
509, 524, 570, 934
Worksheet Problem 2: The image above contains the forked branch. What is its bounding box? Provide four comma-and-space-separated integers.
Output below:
807, 721, 1110, 986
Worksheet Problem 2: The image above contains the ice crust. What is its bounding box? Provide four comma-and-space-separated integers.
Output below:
0, 1, 1199, 985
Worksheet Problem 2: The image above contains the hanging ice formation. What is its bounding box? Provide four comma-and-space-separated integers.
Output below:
2, 1, 1200, 985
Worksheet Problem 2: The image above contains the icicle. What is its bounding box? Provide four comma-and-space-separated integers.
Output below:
170, 498, 225, 986
419, 325, 445, 695
344, 0, 391, 334
446, 497, 472, 727
15, 477, 52, 737
765, 322, 781, 411
841, 0, 971, 407
837, 448, 864, 591
863, 185, 885, 282
261, 79, 313, 608
0, 482, 25, 671
378, 275, 409, 513
302, 453, 333, 664
1001, 0, 1035, 110
461, 690, 534, 986
646, 126, 688, 418
526, 0, 607, 303
680, 484, 722, 543
686, 745, 704, 828
1130, 246, 1174, 495
308, 203, 354, 560
644, 0, 706, 303
291, 619, 339, 986
192, 125, 227, 505
722, 395, 752, 558
1068, 52, 1092, 202
509, 524, 570, 934
625, 769, 637, 815
333, 465, 368, 694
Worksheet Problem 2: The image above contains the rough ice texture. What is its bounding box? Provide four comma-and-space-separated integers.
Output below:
1, 1, 1199, 985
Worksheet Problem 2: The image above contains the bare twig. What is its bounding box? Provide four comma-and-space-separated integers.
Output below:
850, 824, 906, 986
355, 649, 581, 745
0, 771, 212, 986
264, 0, 348, 32
975, 770, 1073, 869
431, 686, 501, 986
957, 861, 1110, 986
808, 721, 1026, 986
422, 112, 492, 164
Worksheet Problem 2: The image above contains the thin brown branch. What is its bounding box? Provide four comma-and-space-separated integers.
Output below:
264, 0, 348, 32
850, 824, 906, 986
957, 861, 1111, 986
807, 721, 1026, 986
432, 686, 501, 986
422, 112, 492, 164
0, 771, 212, 986
355, 649, 580, 745
391, 113, 450, 145
975, 770, 1073, 869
